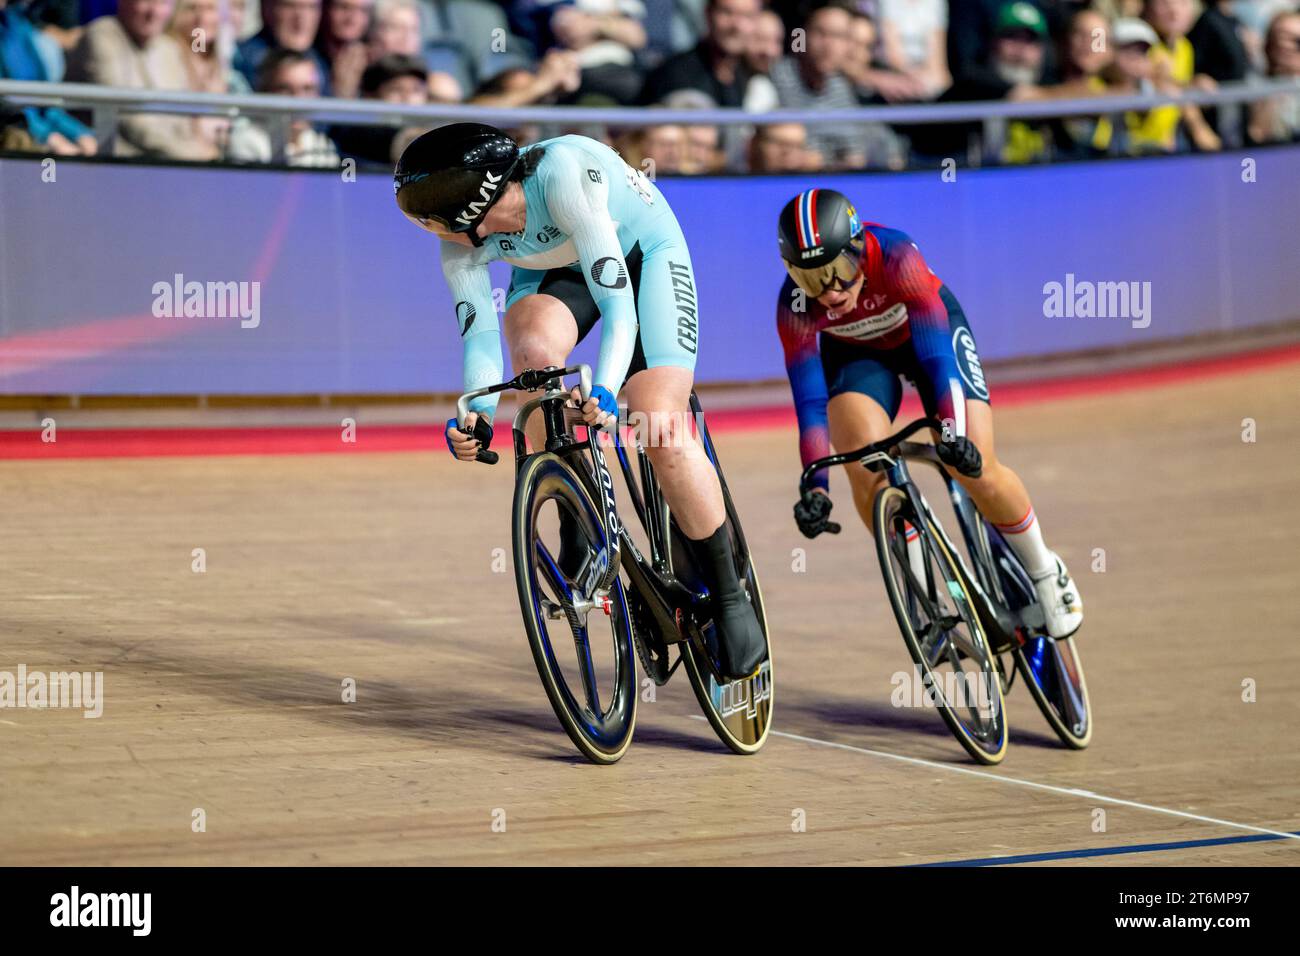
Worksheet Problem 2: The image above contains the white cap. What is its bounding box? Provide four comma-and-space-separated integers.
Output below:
1112, 18, 1160, 48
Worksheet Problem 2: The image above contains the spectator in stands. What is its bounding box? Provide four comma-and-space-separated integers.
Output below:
0, 0, 97, 154
1103, 15, 1216, 153
331, 53, 438, 164
228, 47, 340, 163
370, 0, 463, 100
877, 0, 952, 99
234, 0, 327, 90
470, 50, 582, 106
316, 0, 373, 98
746, 120, 820, 171
169, 0, 251, 92
641, 0, 768, 110
651, 87, 727, 170
1248, 10, 1300, 142
771, 1, 905, 168
469, 53, 579, 144
912, 2, 1053, 164
683, 119, 723, 172
1050, 7, 1117, 156
1144, 0, 1222, 150
23, 0, 87, 52
168, 0, 260, 158
1234, 1, 1296, 69
510, 0, 647, 103
948, 0, 1056, 97
1188, 1, 1250, 85
67, 0, 219, 159
741, 6, 782, 110
1187, 1, 1249, 138
617, 122, 686, 173
369, 0, 421, 58
1105, 16, 1172, 152
747, 6, 783, 75
1145, 0, 1212, 90
842, 7, 929, 102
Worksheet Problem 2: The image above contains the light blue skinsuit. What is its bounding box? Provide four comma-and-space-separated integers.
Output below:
438, 135, 701, 416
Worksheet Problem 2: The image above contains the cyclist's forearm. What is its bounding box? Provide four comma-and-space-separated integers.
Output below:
788, 361, 831, 489
462, 327, 504, 417
593, 297, 637, 395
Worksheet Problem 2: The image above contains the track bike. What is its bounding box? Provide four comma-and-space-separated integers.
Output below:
456, 364, 773, 764
799, 417, 1092, 764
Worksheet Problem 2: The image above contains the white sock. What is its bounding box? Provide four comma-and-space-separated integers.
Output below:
994, 507, 1055, 579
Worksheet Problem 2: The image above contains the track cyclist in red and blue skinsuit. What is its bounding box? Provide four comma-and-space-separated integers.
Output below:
778, 188, 1083, 638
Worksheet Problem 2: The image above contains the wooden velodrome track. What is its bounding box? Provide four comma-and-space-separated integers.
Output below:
2, 357, 1298, 866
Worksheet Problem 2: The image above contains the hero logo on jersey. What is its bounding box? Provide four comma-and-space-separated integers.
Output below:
952, 326, 989, 400
590, 256, 628, 289
827, 302, 908, 340
455, 300, 476, 335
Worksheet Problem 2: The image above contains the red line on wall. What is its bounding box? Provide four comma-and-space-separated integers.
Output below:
3, 342, 1298, 460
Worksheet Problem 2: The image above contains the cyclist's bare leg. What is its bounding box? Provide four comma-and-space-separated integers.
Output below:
502, 294, 579, 452
625, 364, 765, 677
621, 365, 723, 539
826, 391, 894, 532
943, 402, 1080, 631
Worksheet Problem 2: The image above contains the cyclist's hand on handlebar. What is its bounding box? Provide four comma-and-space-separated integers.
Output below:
445, 412, 494, 462
794, 488, 840, 538
578, 384, 618, 430
937, 435, 983, 478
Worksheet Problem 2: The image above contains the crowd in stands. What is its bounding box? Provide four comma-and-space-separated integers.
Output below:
2, 0, 1299, 169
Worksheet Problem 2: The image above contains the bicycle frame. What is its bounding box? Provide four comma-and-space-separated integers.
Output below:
799, 419, 1041, 650
458, 364, 704, 646
891, 442, 1045, 646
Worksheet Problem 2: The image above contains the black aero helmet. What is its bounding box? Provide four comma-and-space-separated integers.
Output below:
394, 123, 520, 243
777, 188, 865, 296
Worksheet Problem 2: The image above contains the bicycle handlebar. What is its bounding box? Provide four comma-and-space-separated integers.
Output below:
453, 365, 594, 465
798, 417, 944, 493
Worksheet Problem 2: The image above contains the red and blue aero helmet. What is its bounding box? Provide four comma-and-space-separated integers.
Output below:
394, 123, 520, 245
777, 188, 865, 296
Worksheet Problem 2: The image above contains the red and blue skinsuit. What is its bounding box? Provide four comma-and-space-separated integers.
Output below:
778, 224, 978, 491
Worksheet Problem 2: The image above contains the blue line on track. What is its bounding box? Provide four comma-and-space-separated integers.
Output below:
915, 831, 1300, 866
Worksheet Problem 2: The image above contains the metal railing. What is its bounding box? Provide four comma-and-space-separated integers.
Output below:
3, 76, 1298, 163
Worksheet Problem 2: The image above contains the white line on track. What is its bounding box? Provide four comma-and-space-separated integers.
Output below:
692, 718, 1300, 842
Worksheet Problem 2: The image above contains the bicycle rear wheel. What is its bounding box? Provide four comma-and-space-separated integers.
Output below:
675, 394, 773, 754
985, 524, 1092, 749
676, 526, 773, 755
513, 452, 637, 764
875, 486, 1007, 764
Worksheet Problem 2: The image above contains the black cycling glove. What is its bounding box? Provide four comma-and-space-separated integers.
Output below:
937, 436, 983, 478
794, 489, 838, 539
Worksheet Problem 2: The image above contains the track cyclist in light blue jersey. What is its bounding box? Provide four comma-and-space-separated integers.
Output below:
394, 123, 766, 681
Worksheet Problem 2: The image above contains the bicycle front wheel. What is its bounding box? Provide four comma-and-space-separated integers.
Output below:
513, 452, 638, 764
874, 486, 1007, 765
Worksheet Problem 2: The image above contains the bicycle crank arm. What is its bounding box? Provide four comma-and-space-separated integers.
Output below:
619, 544, 690, 646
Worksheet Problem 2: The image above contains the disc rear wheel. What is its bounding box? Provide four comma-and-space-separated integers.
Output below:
985, 524, 1092, 749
